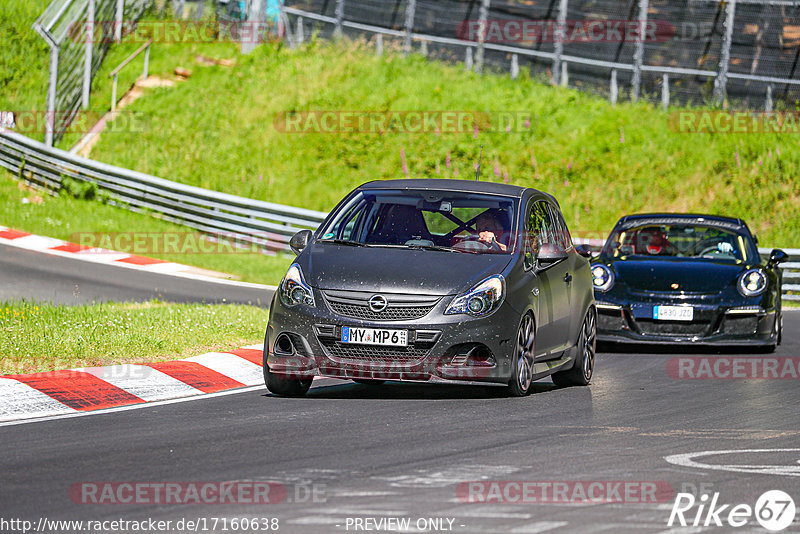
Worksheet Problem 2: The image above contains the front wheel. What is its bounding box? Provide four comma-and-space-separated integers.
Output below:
264, 364, 312, 397
505, 313, 535, 397
552, 308, 596, 387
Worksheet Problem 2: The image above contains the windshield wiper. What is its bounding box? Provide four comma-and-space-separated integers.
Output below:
402, 244, 479, 254
318, 239, 367, 247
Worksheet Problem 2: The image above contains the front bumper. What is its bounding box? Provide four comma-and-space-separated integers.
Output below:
265, 289, 521, 385
595, 300, 778, 346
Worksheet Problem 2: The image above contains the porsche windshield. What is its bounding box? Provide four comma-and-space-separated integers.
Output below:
601, 223, 758, 263
318, 189, 517, 254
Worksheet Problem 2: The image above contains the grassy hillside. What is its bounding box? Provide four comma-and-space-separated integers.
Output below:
79, 38, 800, 246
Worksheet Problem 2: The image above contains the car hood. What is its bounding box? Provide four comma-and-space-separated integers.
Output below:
302, 243, 514, 296
610, 258, 750, 293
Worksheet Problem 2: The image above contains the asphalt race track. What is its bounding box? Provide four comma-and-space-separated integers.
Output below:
2, 311, 799, 532
0, 243, 273, 306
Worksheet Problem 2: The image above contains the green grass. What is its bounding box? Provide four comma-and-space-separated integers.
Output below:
0, 300, 268, 375
1, 174, 294, 284
81, 37, 800, 247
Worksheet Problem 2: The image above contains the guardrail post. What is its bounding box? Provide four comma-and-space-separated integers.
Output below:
403, 0, 416, 55
610, 69, 618, 105
714, 0, 736, 105
376, 34, 383, 55
661, 73, 669, 109
82, 0, 95, 110
474, 0, 491, 73
115, 0, 124, 43
511, 53, 519, 79
111, 74, 118, 112
553, 0, 567, 85
560, 61, 568, 87
465, 47, 473, 70
631, 0, 649, 101
334, 0, 344, 39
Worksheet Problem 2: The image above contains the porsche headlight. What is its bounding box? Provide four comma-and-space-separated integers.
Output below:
738, 268, 767, 297
279, 264, 315, 307
445, 275, 505, 317
592, 264, 614, 292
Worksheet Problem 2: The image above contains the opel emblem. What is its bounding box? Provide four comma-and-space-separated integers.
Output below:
368, 295, 388, 312
671, 283, 680, 290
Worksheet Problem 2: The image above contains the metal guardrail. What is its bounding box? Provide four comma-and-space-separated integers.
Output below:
0, 129, 327, 252
0, 128, 796, 300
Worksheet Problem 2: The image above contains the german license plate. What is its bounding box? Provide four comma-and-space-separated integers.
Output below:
341, 326, 408, 346
653, 305, 694, 321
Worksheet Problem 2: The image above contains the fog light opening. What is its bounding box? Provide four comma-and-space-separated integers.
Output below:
450, 344, 496, 367
275, 333, 296, 355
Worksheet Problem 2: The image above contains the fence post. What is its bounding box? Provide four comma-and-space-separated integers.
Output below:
82, 0, 95, 110
403, 0, 416, 55
474, 0, 491, 73
553, 0, 567, 85
560, 61, 568, 87
511, 53, 518, 79
242, 0, 265, 54
661, 73, 669, 109
334, 0, 344, 39
765, 85, 773, 112
297, 16, 304, 46
631, 0, 649, 101
45, 44, 59, 147
714, 0, 736, 105
115, 0, 124, 43
376, 34, 383, 55
143, 42, 150, 79
465, 47, 473, 70
111, 74, 118, 112
610, 68, 618, 105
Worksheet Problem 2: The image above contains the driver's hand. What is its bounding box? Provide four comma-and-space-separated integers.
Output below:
479, 231, 496, 244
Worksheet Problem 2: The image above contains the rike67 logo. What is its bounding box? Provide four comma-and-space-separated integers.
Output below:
668, 490, 796, 531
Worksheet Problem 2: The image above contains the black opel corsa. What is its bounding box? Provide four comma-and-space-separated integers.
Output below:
263, 179, 595, 397
591, 213, 787, 349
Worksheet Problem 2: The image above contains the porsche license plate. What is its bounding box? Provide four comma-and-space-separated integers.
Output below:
341, 327, 408, 346
653, 305, 694, 321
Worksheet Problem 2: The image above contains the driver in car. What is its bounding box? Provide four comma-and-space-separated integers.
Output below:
475, 210, 508, 251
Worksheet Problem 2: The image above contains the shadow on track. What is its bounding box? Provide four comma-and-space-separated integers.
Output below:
264, 381, 560, 400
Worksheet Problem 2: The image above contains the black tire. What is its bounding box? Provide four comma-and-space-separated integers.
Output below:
552, 308, 596, 387
505, 313, 535, 397
263, 331, 312, 396
353, 379, 386, 385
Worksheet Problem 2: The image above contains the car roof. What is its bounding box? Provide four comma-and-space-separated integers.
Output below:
616, 213, 748, 232
358, 179, 529, 197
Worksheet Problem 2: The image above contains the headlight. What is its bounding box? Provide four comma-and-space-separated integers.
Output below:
738, 268, 767, 297
591, 264, 614, 292
279, 264, 315, 307
445, 275, 505, 317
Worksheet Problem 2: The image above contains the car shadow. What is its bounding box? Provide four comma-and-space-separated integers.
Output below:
265, 381, 560, 400
597, 341, 772, 355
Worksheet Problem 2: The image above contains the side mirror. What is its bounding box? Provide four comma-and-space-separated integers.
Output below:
575, 244, 594, 259
537, 242, 568, 268
768, 248, 788, 266
289, 229, 313, 256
